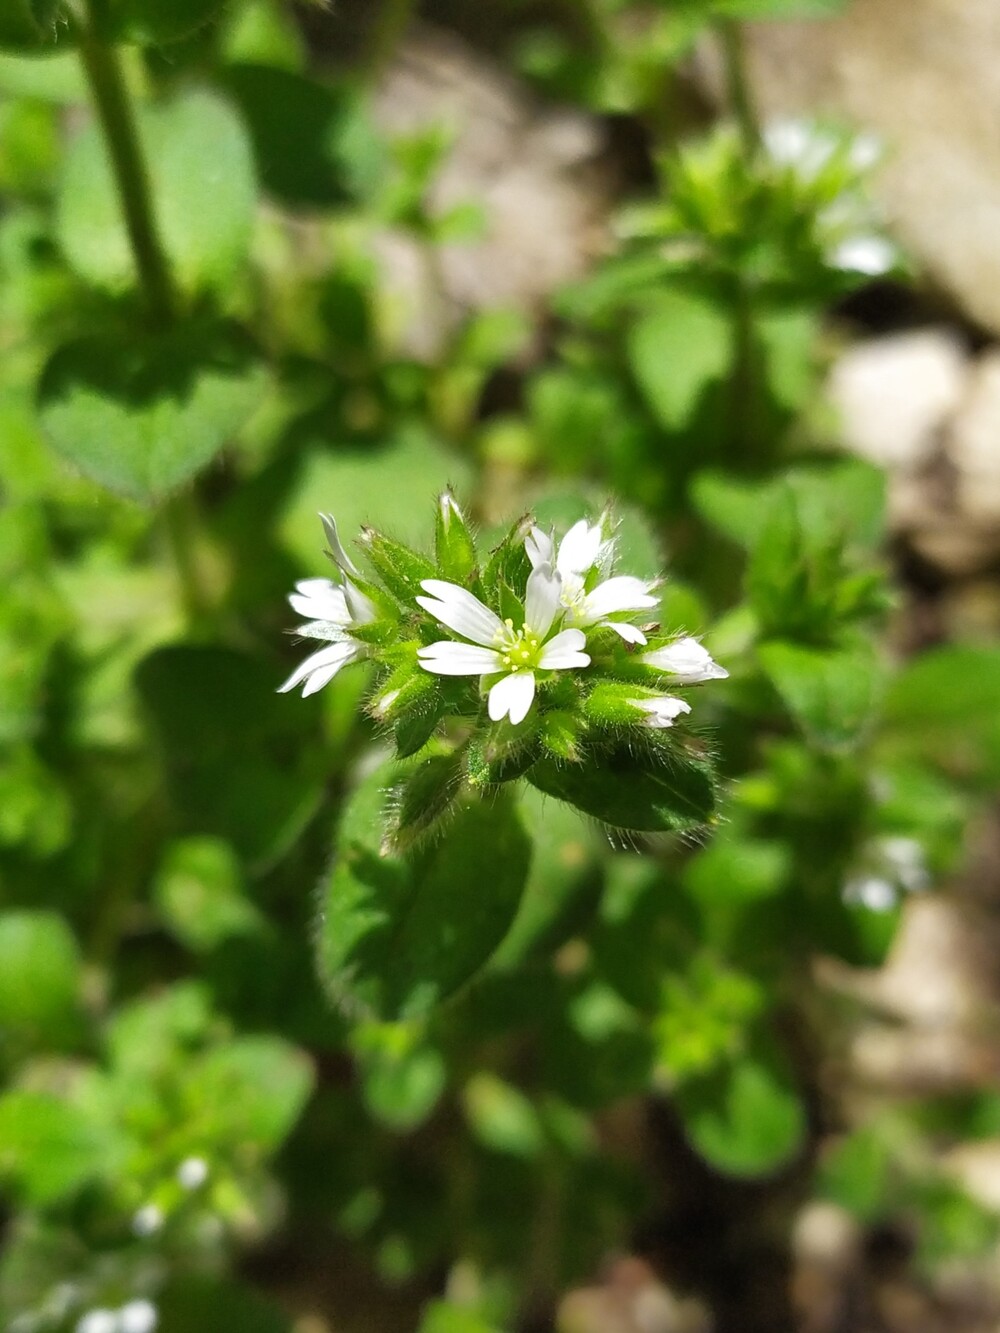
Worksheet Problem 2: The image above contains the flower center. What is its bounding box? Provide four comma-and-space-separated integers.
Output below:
559, 572, 587, 616
497, 620, 541, 671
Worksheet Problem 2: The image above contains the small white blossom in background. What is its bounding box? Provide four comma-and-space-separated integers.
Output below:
417, 567, 590, 725
278, 514, 378, 698
119, 1302, 158, 1333
131, 1204, 164, 1238
76, 1312, 118, 1333
177, 1155, 209, 1190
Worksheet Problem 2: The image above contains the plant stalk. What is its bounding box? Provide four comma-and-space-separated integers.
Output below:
718, 18, 759, 156
76, 0, 175, 325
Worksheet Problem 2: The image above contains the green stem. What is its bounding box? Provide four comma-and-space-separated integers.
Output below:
718, 18, 759, 156
76, 0, 175, 325
163, 493, 214, 626
365, 0, 415, 81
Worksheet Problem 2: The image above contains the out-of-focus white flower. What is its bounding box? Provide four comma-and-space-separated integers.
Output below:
417, 567, 590, 725
526, 519, 657, 643
830, 234, 896, 277
131, 1204, 164, 1238
75, 1311, 118, 1333
630, 696, 692, 729
642, 636, 728, 684
843, 874, 897, 913
278, 514, 378, 698
177, 1156, 209, 1190
119, 1302, 158, 1333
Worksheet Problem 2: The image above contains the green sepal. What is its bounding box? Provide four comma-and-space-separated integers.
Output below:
481, 516, 532, 605
346, 618, 397, 647
584, 680, 657, 729
434, 490, 479, 584
359, 526, 437, 607
467, 727, 539, 787
539, 710, 585, 762
384, 750, 466, 853
373, 668, 447, 759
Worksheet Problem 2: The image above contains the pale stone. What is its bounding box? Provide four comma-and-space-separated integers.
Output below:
827, 330, 967, 470
736, 0, 1000, 336
949, 350, 1000, 521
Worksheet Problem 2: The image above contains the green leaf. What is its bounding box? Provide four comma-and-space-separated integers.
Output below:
759, 639, 882, 748
280, 426, 474, 569
359, 1038, 446, 1132
628, 288, 733, 430
754, 305, 817, 411
883, 645, 1000, 782
56, 89, 255, 294
418, 1303, 501, 1333
490, 787, 599, 969
0, 0, 68, 51
225, 65, 380, 207
0, 911, 82, 1058
682, 833, 791, 905
153, 836, 265, 952
527, 745, 716, 833
675, 1052, 806, 1178
38, 320, 266, 501
358, 527, 436, 606
135, 645, 325, 868
319, 767, 531, 1022
187, 1037, 314, 1153
108, 0, 227, 44
0, 1092, 117, 1205
462, 1073, 544, 1158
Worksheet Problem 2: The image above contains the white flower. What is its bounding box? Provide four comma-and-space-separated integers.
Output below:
630, 696, 692, 729
829, 234, 895, 277
525, 519, 657, 644
416, 567, 590, 726
119, 1303, 158, 1333
642, 636, 728, 684
177, 1156, 208, 1190
76, 1312, 118, 1333
278, 514, 378, 698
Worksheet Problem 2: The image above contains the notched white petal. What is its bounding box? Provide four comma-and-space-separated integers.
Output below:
418, 579, 506, 646
524, 562, 562, 638
289, 578, 351, 624
278, 641, 358, 696
579, 576, 658, 623
538, 627, 590, 670
320, 512, 360, 576
557, 519, 603, 576
632, 695, 692, 728
488, 669, 536, 725
525, 525, 554, 569
642, 636, 728, 683
417, 642, 503, 676
603, 620, 647, 645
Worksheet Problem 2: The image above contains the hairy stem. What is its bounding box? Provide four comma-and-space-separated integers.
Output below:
76, 0, 175, 324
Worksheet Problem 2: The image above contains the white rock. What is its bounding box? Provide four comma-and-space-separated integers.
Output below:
827, 330, 967, 470
948, 349, 1000, 521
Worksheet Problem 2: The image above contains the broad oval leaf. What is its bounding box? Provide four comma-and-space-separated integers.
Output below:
675, 1052, 807, 1178
38, 320, 266, 501
527, 746, 716, 833
628, 287, 733, 430
319, 766, 531, 1022
57, 88, 255, 294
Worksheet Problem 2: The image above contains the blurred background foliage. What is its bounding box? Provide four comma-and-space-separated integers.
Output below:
4, 0, 1000, 1331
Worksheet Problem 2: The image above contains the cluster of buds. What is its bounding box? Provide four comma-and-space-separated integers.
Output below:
279, 495, 727, 827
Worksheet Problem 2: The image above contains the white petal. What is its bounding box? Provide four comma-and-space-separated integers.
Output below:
525, 526, 554, 569
320, 512, 359, 575
577, 576, 658, 624
488, 670, 535, 725
524, 563, 562, 638
278, 640, 358, 695
557, 519, 603, 575
632, 696, 692, 728
417, 642, 503, 676
289, 578, 350, 624
417, 580, 506, 647
642, 636, 728, 683
602, 619, 647, 645
538, 628, 590, 670
343, 578, 378, 624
